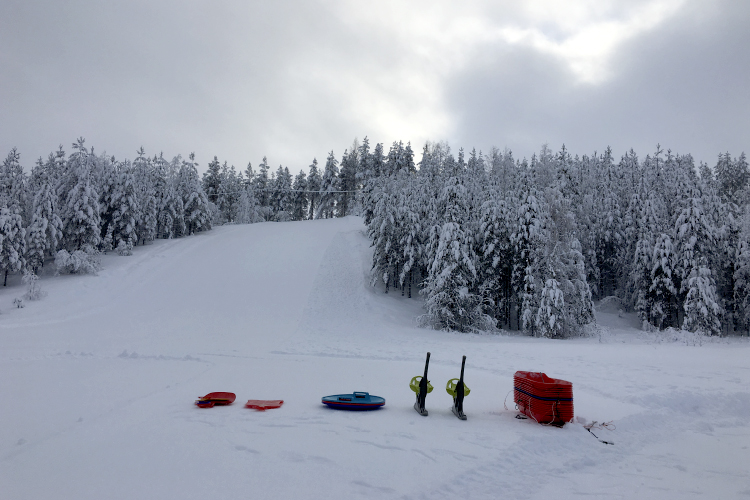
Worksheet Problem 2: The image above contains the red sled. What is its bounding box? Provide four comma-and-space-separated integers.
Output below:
513, 371, 573, 426
195, 392, 236, 408
245, 400, 284, 411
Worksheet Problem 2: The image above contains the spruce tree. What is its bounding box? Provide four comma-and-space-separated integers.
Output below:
111, 164, 139, 253
292, 170, 308, 221
179, 154, 211, 235
0, 148, 28, 219
317, 151, 339, 219
26, 169, 63, 272
420, 175, 491, 332
683, 261, 722, 335
649, 233, 677, 329
0, 205, 26, 286
202, 156, 222, 204
63, 139, 101, 251
307, 158, 321, 220
478, 194, 513, 327
535, 268, 564, 338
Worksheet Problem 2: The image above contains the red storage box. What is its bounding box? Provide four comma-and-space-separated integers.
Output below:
514, 371, 573, 426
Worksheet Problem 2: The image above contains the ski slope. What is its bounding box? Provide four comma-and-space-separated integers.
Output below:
1, 216, 749, 499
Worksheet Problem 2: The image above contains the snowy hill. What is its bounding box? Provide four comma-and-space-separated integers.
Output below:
2, 217, 749, 499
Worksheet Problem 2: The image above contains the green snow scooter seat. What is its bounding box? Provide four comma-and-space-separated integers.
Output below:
410, 376, 434, 394
445, 379, 470, 398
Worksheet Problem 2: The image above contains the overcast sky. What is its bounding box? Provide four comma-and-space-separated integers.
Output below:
1, 0, 748, 173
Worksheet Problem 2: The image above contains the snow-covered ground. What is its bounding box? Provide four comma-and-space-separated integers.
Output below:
2, 216, 749, 499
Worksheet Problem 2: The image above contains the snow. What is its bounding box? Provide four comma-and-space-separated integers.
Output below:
2, 216, 750, 499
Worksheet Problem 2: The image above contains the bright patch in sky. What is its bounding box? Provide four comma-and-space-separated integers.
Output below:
495, 0, 686, 83
329, 0, 688, 147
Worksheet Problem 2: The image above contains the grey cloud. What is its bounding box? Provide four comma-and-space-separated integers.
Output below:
444, 0, 750, 165
1, 1, 748, 173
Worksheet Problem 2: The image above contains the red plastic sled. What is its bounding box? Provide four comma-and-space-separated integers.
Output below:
245, 400, 284, 411
513, 371, 573, 426
195, 392, 236, 408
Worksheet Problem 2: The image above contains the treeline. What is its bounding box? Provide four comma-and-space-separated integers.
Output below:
4, 136, 749, 338
0, 138, 213, 284
198, 140, 407, 223
360, 142, 750, 337
0, 136, 387, 285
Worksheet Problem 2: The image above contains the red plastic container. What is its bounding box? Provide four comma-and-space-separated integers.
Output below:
513, 371, 573, 426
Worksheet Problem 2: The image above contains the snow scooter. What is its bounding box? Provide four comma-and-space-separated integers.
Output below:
410, 352, 433, 416
446, 356, 470, 420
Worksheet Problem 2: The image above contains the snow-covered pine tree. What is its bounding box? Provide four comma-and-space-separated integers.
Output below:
132, 150, 157, 245
355, 137, 372, 216
202, 156, 222, 205
511, 174, 547, 333
164, 156, 187, 237
111, 163, 139, 254
0, 148, 28, 220
62, 139, 101, 251
463, 148, 488, 245
179, 154, 211, 235
367, 174, 400, 293
217, 162, 242, 223
592, 148, 625, 298
630, 167, 667, 328
26, 157, 45, 219
317, 151, 339, 219
397, 172, 422, 297
563, 237, 595, 332
0, 204, 26, 285
244, 162, 255, 189
734, 207, 750, 333
26, 166, 63, 272
682, 261, 722, 336
291, 170, 308, 221
649, 233, 678, 329
535, 266, 564, 338
158, 177, 183, 238
236, 183, 261, 224
338, 147, 358, 216
478, 192, 513, 327
384, 141, 401, 178
270, 165, 293, 221
254, 156, 271, 213
97, 156, 119, 252
537, 183, 594, 337
673, 185, 715, 316
306, 158, 321, 220
488, 147, 517, 194
617, 148, 641, 296
361, 142, 387, 226
420, 174, 491, 332
715, 152, 749, 206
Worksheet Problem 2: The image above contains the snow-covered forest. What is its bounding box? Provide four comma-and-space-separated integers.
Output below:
0, 137, 365, 285
358, 141, 750, 337
2, 138, 749, 337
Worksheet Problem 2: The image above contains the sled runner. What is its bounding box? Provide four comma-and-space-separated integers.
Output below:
321, 392, 385, 410
245, 400, 284, 411
195, 392, 236, 408
446, 356, 470, 420
410, 352, 433, 416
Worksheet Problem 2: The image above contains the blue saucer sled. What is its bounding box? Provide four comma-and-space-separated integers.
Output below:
321, 392, 385, 410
